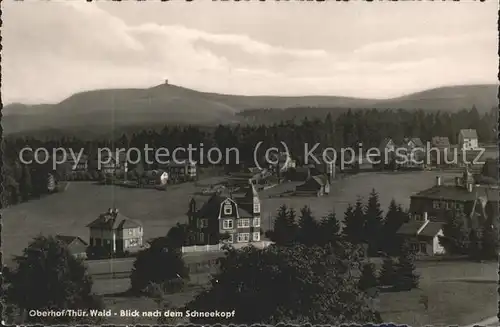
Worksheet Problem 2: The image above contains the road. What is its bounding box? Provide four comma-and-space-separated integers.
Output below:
86, 251, 224, 275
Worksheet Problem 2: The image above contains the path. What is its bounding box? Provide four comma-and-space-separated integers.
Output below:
464, 316, 499, 327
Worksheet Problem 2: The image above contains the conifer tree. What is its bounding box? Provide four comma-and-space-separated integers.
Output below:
393, 241, 419, 291
297, 205, 320, 246
319, 210, 341, 246
378, 257, 397, 287
358, 263, 379, 292
343, 198, 365, 245
364, 189, 384, 255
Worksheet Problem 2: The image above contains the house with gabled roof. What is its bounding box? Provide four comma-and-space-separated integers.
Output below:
430, 136, 452, 167
408, 167, 499, 229
396, 213, 445, 256
400, 137, 426, 170
458, 129, 479, 151
374, 137, 397, 170
86, 208, 143, 255
295, 174, 330, 197
187, 182, 261, 245
55, 235, 88, 259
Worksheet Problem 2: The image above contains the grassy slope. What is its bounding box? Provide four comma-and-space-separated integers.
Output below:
3, 170, 497, 325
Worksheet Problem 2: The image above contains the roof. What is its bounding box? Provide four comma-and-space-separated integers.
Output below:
195, 192, 253, 219
86, 209, 142, 230
410, 138, 424, 148
431, 136, 451, 148
419, 221, 444, 237
397, 221, 424, 235
55, 235, 88, 246
412, 184, 500, 202
143, 170, 167, 179
379, 137, 394, 149
159, 161, 196, 168
459, 129, 478, 139
311, 174, 329, 186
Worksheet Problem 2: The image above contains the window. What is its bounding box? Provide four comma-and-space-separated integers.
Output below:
253, 232, 260, 241
128, 229, 133, 236
432, 201, 440, 209
413, 214, 421, 222
237, 219, 250, 228
446, 202, 452, 210
223, 219, 233, 229
237, 233, 250, 242
199, 219, 209, 228
419, 243, 427, 254
253, 218, 261, 227
198, 232, 204, 242
228, 234, 234, 243
224, 204, 233, 215
129, 238, 139, 247
253, 203, 261, 214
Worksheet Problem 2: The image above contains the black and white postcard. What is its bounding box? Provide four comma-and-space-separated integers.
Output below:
2, 1, 498, 325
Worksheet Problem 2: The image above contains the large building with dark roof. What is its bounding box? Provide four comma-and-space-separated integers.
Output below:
409, 169, 499, 227
398, 167, 499, 256
187, 183, 261, 245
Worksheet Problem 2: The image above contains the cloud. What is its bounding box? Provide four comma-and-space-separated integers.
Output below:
2, 1, 497, 104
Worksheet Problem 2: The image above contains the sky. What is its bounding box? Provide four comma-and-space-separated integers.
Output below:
3, 0, 498, 104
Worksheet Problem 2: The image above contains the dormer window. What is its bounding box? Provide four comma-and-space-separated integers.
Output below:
253, 203, 260, 214
224, 204, 233, 215
199, 219, 209, 228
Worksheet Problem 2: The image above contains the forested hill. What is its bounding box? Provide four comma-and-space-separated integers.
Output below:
3, 83, 497, 134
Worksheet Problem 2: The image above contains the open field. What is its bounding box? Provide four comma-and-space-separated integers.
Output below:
378, 260, 498, 326
2, 176, 224, 263
259, 171, 460, 230
92, 259, 497, 325
3, 171, 460, 263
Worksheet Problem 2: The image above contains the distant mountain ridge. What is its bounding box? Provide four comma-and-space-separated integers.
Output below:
3, 83, 497, 134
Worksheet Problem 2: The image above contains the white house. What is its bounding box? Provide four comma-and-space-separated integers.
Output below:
86, 208, 144, 254
458, 129, 479, 151
396, 212, 445, 256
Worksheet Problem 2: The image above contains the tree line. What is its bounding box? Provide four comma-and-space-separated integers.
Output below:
2, 107, 494, 208
267, 189, 409, 257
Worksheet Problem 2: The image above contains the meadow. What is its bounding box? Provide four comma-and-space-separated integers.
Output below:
92, 259, 498, 326
3, 168, 493, 326
3, 170, 460, 263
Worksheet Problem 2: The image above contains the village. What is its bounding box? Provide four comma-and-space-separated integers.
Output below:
6, 129, 497, 260
4, 130, 499, 321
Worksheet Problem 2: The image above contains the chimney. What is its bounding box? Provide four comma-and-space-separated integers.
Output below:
435, 176, 442, 186
108, 208, 113, 214
467, 183, 473, 193
416, 212, 430, 234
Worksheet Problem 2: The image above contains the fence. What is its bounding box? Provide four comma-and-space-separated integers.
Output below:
181, 241, 273, 253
